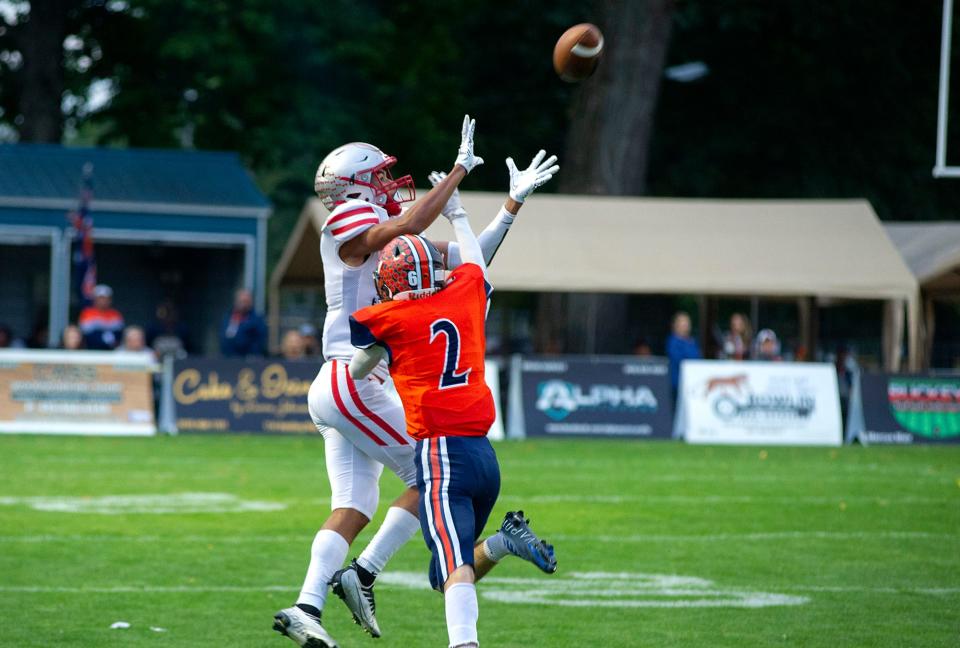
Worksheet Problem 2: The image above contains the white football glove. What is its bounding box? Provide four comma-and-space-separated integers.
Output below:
506, 149, 560, 203
454, 114, 484, 174
428, 170, 468, 222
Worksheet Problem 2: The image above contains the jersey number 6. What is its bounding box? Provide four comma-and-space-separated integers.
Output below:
429, 318, 471, 389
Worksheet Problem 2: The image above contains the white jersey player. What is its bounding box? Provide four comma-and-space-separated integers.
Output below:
273, 115, 559, 648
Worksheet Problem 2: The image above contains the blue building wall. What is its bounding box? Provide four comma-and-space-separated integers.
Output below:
0, 145, 271, 351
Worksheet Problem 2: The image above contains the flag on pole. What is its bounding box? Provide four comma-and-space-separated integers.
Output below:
68, 163, 96, 306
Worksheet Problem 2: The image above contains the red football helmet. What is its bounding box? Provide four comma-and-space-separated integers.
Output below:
314, 142, 415, 216
374, 235, 446, 302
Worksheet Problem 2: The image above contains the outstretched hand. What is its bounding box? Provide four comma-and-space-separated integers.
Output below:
428, 171, 467, 222
454, 114, 484, 174
507, 150, 559, 203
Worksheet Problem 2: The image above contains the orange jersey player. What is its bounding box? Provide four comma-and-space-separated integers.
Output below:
350, 247, 495, 442
348, 207, 557, 648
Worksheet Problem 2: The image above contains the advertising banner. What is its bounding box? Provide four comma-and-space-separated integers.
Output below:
507, 355, 673, 439
676, 360, 842, 446
173, 358, 320, 434
0, 350, 157, 435
173, 358, 505, 437
853, 372, 960, 444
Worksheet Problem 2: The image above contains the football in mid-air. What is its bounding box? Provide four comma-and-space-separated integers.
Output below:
553, 23, 604, 82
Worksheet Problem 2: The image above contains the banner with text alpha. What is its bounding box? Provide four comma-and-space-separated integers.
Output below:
508, 355, 673, 439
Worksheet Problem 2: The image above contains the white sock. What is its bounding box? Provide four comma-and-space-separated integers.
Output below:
357, 506, 420, 575
481, 532, 510, 562
445, 582, 479, 647
297, 529, 349, 611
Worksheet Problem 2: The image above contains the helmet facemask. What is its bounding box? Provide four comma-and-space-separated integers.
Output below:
349, 156, 415, 216
315, 143, 415, 214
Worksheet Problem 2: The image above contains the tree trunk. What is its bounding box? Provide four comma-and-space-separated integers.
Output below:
559, 0, 675, 195
16, 0, 74, 142
553, 2, 674, 355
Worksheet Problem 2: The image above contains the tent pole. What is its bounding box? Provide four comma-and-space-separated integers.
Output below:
907, 295, 921, 372
882, 299, 905, 372
268, 282, 280, 355
924, 294, 936, 369
798, 297, 814, 361
586, 294, 598, 354
696, 295, 707, 357
935, 0, 955, 176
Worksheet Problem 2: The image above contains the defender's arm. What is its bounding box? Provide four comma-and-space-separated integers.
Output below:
434, 150, 558, 267
449, 209, 487, 278
349, 345, 388, 380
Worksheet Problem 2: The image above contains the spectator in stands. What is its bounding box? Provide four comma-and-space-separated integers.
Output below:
220, 288, 267, 357
61, 325, 85, 350
299, 323, 321, 357
117, 325, 153, 356
26, 321, 48, 349
281, 329, 307, 360
146, 299, 190, 359
633, 337, 653, 357
0, 324, 18, 348
720, 312, 752, 360
78, 284, 125, 350
667, 311, 701, 392
753, 328, 783, 361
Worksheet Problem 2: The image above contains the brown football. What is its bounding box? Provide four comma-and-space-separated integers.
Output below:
553, 23, 604, 82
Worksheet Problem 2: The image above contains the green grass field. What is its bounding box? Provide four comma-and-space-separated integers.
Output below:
0, 435, 958, 647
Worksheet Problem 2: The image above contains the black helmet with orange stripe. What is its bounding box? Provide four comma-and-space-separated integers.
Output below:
373, 235, 446, 302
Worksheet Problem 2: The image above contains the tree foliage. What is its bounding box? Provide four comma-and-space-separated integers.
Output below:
650, 0, 960, 221
0, 0, 957, 268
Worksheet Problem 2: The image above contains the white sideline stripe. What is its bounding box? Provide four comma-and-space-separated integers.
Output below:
2, 574, 955, 599
505, 466, 955, 482
0, 534, 312, 543
0, 585, 298, 593
0, 492, 286, 514
1, 585, 956, 595
526, 494, 953, 505
0, 530, 953, 544
552, 531, 955, 542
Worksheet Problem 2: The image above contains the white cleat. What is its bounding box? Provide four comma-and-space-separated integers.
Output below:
331, 560, 382, 638
272, 606, 339, 648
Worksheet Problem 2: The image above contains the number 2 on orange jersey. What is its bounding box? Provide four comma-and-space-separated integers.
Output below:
429, 318, 471, 389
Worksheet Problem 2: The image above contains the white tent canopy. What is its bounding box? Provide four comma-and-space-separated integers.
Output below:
885, 222, 960, 368
273, 194, 919, 369
885, 222, 960, 295
424, 194, 916, 299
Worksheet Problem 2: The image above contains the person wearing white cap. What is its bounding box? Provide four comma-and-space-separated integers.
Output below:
298, 323, 321, 357
753, 328, 783, 362
78, 284, 125, 350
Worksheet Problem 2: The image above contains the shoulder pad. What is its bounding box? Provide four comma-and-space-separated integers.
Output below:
323, 200, 387, 243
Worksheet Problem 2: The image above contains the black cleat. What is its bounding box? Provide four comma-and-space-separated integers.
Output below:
498, 510, 558, 574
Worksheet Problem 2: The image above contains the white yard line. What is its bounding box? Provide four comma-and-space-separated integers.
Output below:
0, 493, 286, 514
1, 571, 956, 605
553, 531, 955, 542
0, 530, 954, 544
525, 494, 953, 504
